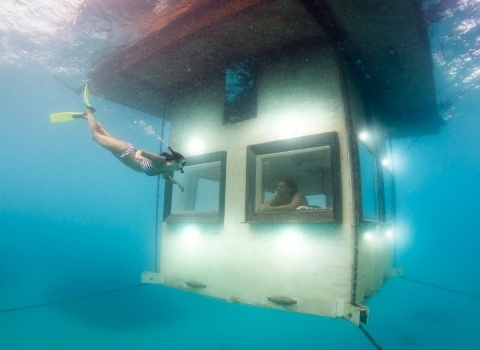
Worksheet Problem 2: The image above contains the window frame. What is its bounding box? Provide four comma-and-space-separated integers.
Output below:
163, 151, 227, 223
358, 141, 380, 222
245, 132, 342, 223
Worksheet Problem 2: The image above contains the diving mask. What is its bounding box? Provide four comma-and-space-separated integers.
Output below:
178, 159, 186, 173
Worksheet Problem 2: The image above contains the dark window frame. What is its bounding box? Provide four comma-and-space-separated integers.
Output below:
245, 132, 342, 223
163, 151, 227, 223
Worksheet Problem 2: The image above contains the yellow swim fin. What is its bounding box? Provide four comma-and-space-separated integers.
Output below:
83, 83, 96, 112
50, 84, 95, 123
49, 112, 85, 123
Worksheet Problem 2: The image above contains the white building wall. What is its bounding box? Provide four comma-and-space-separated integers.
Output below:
156, 45, 358, 317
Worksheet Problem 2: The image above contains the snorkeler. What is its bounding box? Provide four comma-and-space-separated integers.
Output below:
83, 108, 186, 191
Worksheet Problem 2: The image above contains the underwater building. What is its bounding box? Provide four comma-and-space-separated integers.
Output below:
89, 0, 440, 325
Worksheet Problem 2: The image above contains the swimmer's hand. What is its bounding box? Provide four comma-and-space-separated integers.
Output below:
178, 183, 185, 192
135, 150, 144, 160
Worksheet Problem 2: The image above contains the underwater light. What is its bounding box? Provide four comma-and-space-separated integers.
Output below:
381, 158, 391, 167
363, 231, 374, 241
282, 229, 300, 244
385, 229, 394, 239
279, 228, 305, 247
182, 226, 200, 244
187, 138, 205, 155
278, 120, 298, 137
358, 130, 369, 142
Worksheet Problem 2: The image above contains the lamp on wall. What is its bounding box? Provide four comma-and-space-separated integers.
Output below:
186, 137, 205, 155
385, 229, 394, 239
358, 130, 370, 142
363, 231, 374, 242
277, 119, 298, 137
182, 226, 200, 244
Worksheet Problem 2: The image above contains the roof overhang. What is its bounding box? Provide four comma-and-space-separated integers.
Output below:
89, 0, 440, 137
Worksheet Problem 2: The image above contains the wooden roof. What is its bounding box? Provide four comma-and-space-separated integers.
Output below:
89, 0, 440, 137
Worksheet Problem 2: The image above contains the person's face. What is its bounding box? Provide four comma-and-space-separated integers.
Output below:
174, 159, 186, 173
276, 182, 290, 195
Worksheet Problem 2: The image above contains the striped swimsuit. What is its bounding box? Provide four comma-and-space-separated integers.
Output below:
116, 143, 165, 176
138, 158, 162, 176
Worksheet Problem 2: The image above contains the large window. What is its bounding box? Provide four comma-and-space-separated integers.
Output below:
246, 133, 342, 223
163, 151, 226, 223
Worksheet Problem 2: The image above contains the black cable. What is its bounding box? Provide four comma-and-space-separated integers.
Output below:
355, 275, 479, 350
400, 276, 480, 300
358, 324, 383, 350
154, 116, 166, 273
0, 283, 145, 315
396, 136, 420, 161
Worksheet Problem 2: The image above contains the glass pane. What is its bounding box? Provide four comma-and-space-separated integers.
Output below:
224, 59, 257, 123
171, 161, 220, 214
256, 146, 332, 211
383, 167, 395, 222
358, 142, 378, 220
246, 132, 341, 223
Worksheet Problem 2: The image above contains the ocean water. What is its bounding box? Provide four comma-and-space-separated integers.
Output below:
0, 1, 479, 349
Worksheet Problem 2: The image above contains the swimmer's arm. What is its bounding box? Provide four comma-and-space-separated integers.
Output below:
162, 173, 185, 192
136, 150, 165, 164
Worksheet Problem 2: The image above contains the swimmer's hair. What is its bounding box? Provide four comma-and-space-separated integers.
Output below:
280, 178, 298, 194
162, 146, 185, 163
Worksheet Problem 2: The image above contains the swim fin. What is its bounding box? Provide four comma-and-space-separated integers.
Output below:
49, 112, 85, 123
83, 83, 96, 112
50, 84, 95, 123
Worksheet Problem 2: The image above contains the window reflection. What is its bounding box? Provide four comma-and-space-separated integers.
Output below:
164, 151, 226, 223
383, 167, 395, 222
256, 146, 332, 211
223, 58, 258, 124
358, 142, 378, 221
171, 161, 221, 214
246, 133, 341, 223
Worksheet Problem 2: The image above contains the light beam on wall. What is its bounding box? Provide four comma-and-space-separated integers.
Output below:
358, 130, 370, 142
187, 138, 205, 155
280, 229, 301, 248
363, 231, 374, 242
182, 226, 200, 245
277, 119, 298, 138
385, 229, 394, 239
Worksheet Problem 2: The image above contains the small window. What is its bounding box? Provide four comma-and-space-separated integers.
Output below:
358, 141, 378, 221
164, 151, 226, 223
246, 133, 342, 223
223, 58, 258, 124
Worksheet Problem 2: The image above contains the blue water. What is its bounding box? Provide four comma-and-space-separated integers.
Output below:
1, 2, 479, 349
